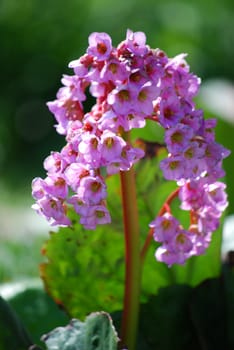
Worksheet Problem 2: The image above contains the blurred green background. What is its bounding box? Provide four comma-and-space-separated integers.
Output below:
0, 0, 234, 282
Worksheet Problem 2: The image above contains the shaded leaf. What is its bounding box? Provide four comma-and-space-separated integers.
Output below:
138, 285, 198, 350
131, 272, 232, 350
8, 286, 69, 347
221, 263, 234, 348
189, 277, 227, 350
0, 295, 33, 350
42, 312, 118, 350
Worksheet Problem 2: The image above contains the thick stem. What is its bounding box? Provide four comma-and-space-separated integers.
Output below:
119, 136, 141, 350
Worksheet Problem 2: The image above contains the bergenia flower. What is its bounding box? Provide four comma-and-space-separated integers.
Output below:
32, 30, 230, 266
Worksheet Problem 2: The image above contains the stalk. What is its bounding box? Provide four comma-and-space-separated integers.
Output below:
119, 133, 141, 350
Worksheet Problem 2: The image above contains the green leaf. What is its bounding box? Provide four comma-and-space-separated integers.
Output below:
137, 274, 231, 350
131, 119, 165, 143
42, 312, 118, 350
221, 263, 234, 348
40, 220, 125, 319
189, 277, 227, 349
138, 285, 197, 350
0, 295, 33, 350
123, 269, 233, 350
8, 285, 69, 347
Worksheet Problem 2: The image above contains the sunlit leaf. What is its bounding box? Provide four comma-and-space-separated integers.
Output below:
40, 218, 125, 319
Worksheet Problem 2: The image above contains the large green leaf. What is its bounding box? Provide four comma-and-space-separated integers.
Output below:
40, 221, 125, 319
42, 312, 118, 350
8, 285, 69, 347
0, 295, 33, 350
137, 285, 198, 350
223, 263, 234, 347
137, 275, 229, 350
112, 267, 233, 350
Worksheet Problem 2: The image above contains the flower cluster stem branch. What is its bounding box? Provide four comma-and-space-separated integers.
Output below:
119, 133, 141, 350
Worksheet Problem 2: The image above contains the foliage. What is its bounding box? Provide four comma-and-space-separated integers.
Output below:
40, 223, 125, 319
9, 287, 69, 347
2, 266, 234, 349
0, 295, 33, 350
42, 312, 118, 350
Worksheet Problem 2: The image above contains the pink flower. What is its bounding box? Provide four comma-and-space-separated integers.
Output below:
158, 90, 183, 128
80, 205, 111, 230
155, 246, 188, 266
150, 213, 180, 242
60, 75, 86, 101
134, 82, 160, 115
64, 163, 90, 192
77, 176, 107, 205
78, 134, 101, 168
107, 84, 135, 115
124, 29, 148, 56
171, 230, 193, 253
47, 98, 83, 135
165, 124, 194, 153
206, 182, 228, 213
100, 131, 126, 164
43, 152, 67, 174
32, 196, 70, 226
160, 155, 185, 181
42, 175, 68, 199
67, 195, 91, 217
68, 54, 92, 77
116, 144, 144, 173
179, 181, 206, 211
32, 177, 45, 200
87, 32, 112, 61
100, 58, 129, 83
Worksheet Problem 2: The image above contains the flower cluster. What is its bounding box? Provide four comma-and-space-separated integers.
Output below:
32, 30, 229, 264
149, 76, 229, 266
150, 116, 229, 265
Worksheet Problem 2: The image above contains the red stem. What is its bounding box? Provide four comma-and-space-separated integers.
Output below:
119, 133, 141, 350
